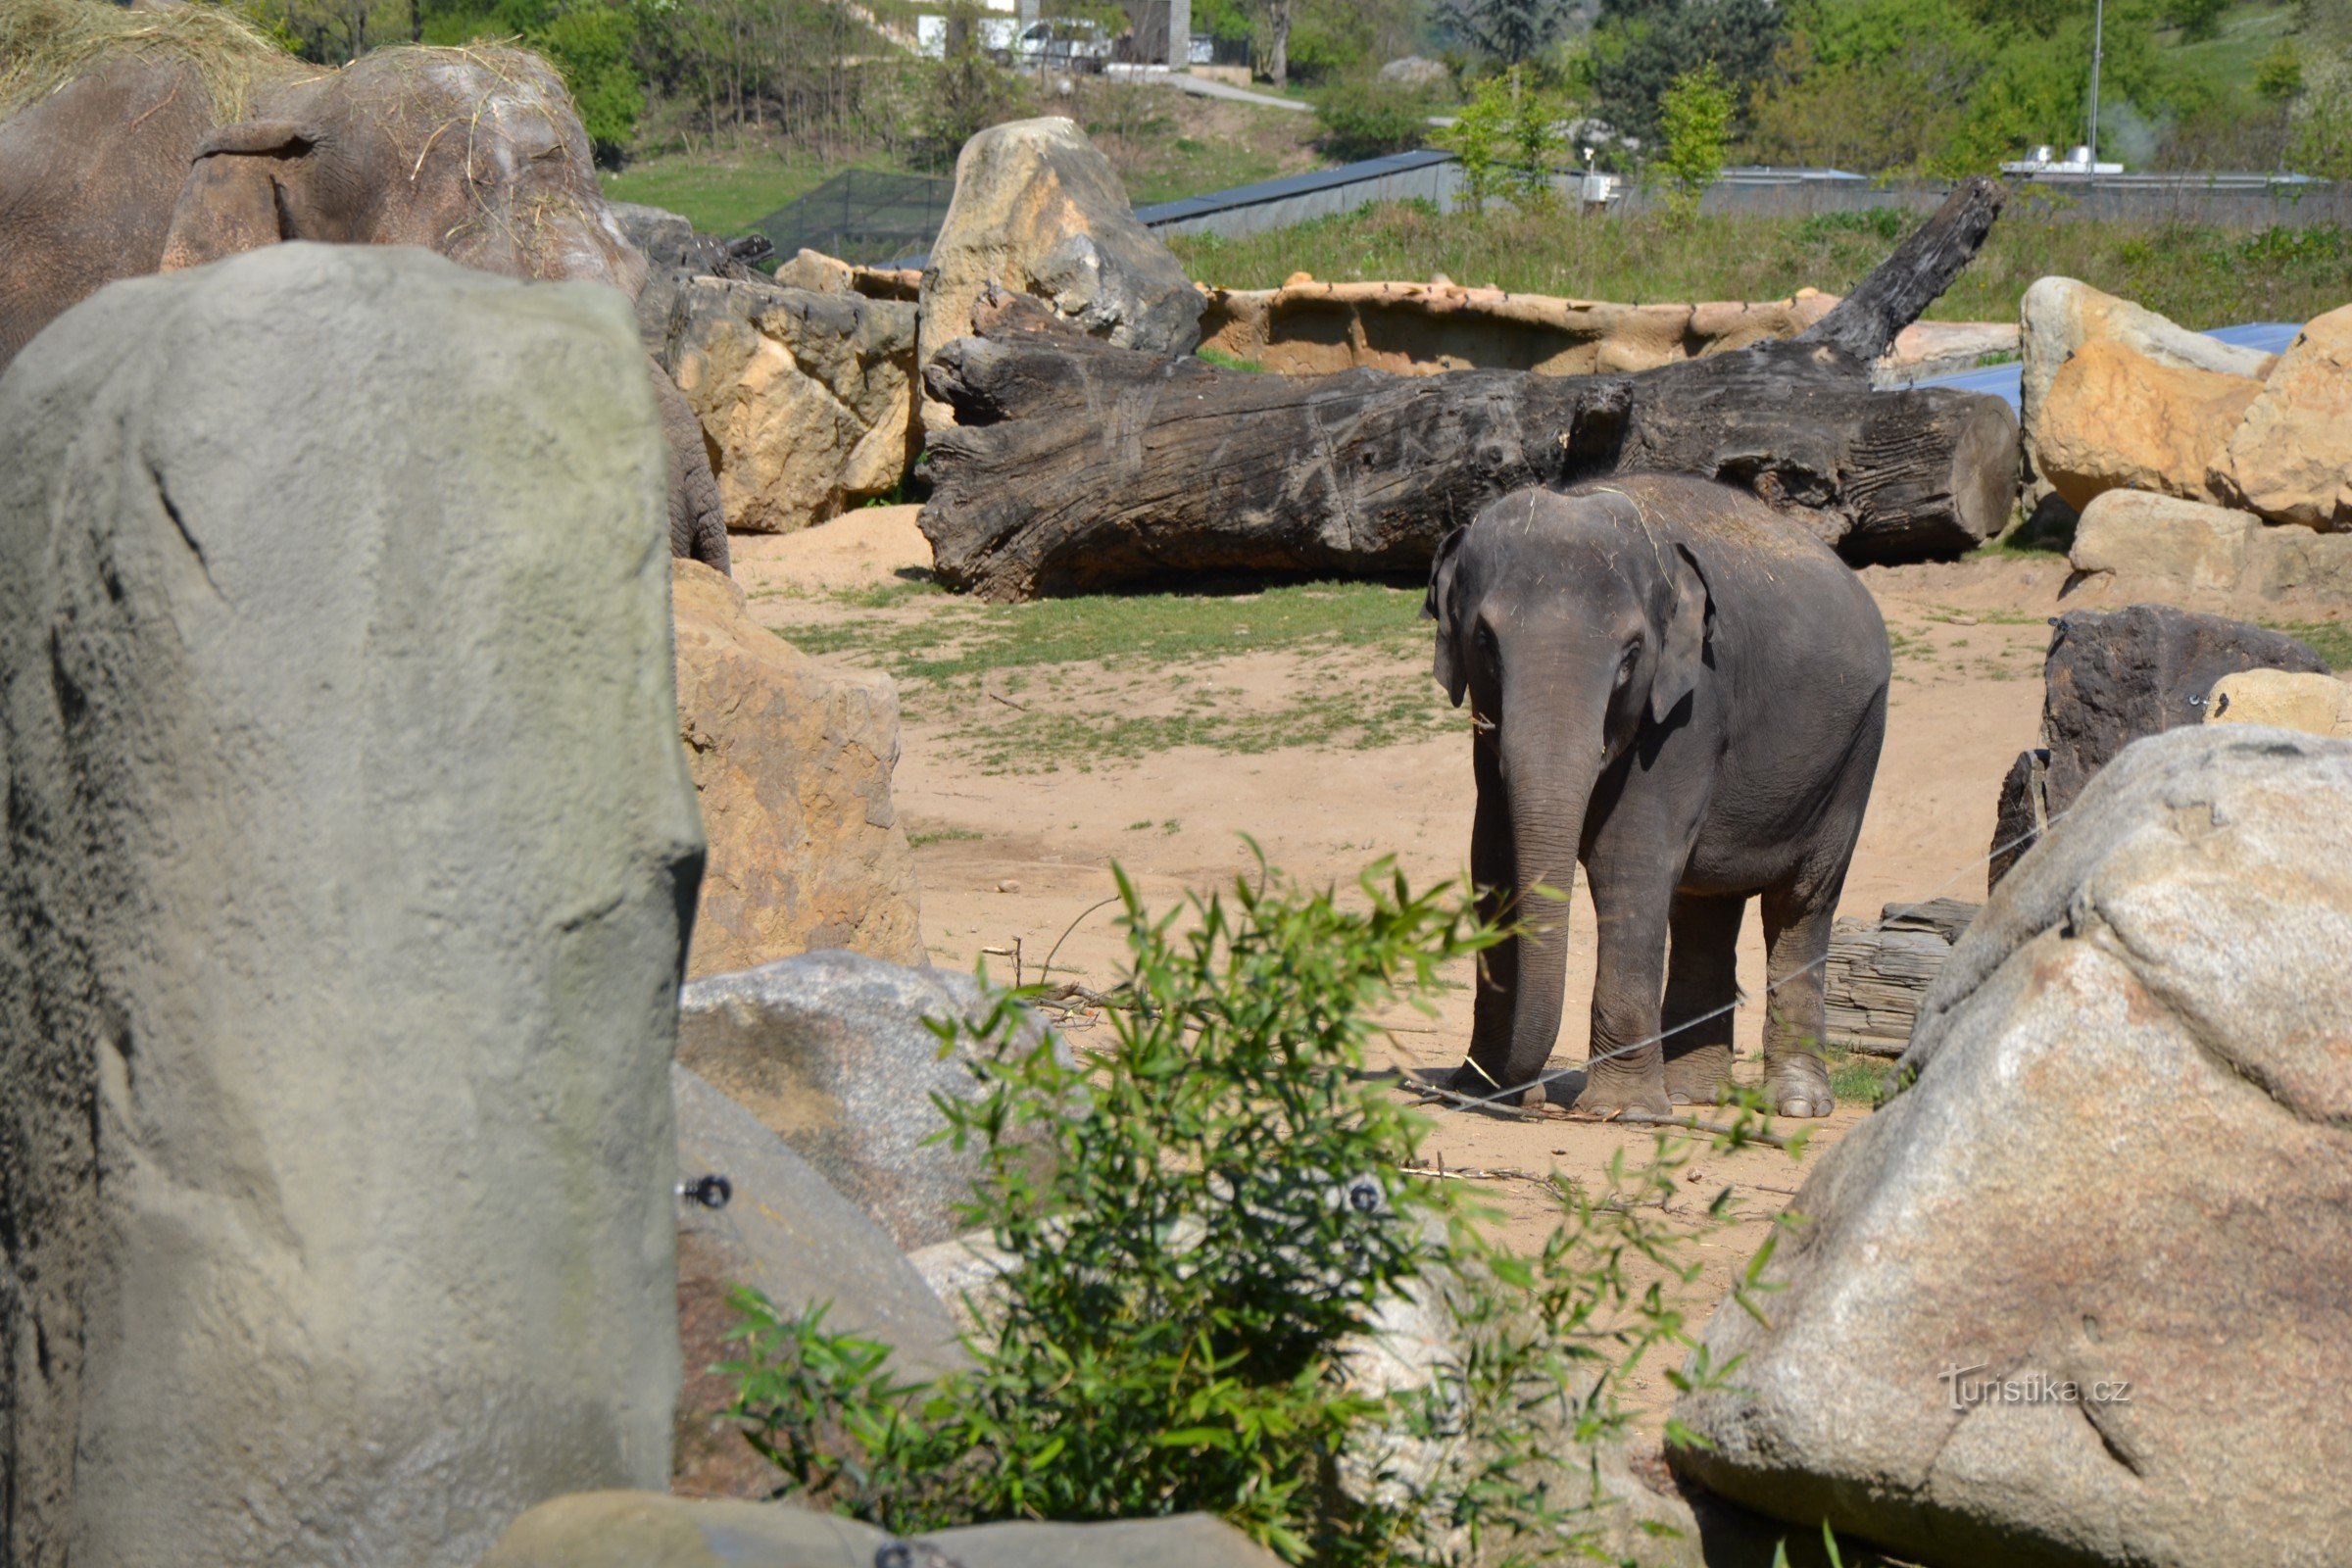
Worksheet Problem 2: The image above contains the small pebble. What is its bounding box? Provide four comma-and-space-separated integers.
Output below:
996, 879, 1021, 894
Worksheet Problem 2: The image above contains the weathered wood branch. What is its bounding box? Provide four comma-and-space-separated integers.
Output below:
919, 180, 2020, 601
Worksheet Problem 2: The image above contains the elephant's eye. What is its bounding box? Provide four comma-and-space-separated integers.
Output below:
1614, 647, 1639, 686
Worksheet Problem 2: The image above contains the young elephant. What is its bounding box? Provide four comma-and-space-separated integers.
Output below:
1426, 473, 1889, 1118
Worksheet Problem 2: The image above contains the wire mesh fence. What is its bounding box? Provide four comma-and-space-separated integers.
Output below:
748, 170, 956, 268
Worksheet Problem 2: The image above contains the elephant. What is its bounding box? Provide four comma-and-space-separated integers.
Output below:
1425, 472, 1890, 1119
0, 24, 728, 568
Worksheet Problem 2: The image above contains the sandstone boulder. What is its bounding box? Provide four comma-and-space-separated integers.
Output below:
2018, 275, 2277, 446
2030, 337, 2263, 511
2214, 301, 2352, 530
671, 1064, 967, 1497
675, 952, 1047, 1249
1671, 724, 2352, 1568
0, 244, 699, 1566
918, 117, 1202, 426
1989, 604, 2327, 884
2066, 488, 2259, 594
481, 1494, 1291, 1568
2204, 666, 2352, 735
662, 275, 921, 533
672, 560, 923, 977
2068, 489, 2352, 605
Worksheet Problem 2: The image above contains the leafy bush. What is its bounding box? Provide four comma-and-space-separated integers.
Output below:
1315, 78, 1439, 161
1656, 62, 1731, 219
530, 5, 642, 162
724, 860, 1786, 1566
1440, 68, 1569, 206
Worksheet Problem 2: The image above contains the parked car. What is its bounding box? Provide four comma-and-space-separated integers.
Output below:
1004, 18, 1112, 69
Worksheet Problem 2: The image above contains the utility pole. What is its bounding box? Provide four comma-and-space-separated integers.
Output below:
2086, 0, 2105, 172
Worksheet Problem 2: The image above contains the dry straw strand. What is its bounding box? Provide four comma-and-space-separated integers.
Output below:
0, 0, 309, 122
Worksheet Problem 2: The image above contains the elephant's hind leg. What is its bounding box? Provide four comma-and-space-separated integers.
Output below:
1661, 893, 1743, 1106
1759, 888, 1839, 1118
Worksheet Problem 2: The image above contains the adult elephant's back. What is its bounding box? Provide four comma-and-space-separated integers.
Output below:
0, 58, 214, 372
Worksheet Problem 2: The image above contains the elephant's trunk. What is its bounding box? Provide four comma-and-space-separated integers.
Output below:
1495, 718, 1603, 1097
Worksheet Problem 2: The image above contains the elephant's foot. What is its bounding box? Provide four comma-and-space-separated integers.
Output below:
1662, 1044, 1734, 1106
1570, 1068, 1674, 1119
1443, 1058, 1544, 1109
1763, 1053, 1836, 1118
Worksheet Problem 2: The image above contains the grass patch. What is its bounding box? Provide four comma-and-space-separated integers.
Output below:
2267, 621, 2352, 670
1826, 1046, 1894, 1106
908, 825, 984, 847
787, 579, 1458, 773
1170, 200, 2352, 328
600, 149, 884, 233
1197, 345, 1268, 372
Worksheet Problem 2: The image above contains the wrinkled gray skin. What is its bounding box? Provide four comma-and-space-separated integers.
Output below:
1428, 474, 1890, 1118
0, 48, 728, 569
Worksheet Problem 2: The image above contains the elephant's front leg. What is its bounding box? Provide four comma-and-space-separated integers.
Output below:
1570, 860, 1677, 1118
1760, 888, 1838, 1118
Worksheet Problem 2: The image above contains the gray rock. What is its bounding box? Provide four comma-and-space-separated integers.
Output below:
1989, 603, 2327, 885
1672, 724, 2352, 1568
1376, 55, 1449, 87
677, 952, 1048, 1250
918, 117, 1202, 428
925, 1513, 1286, 1568
0, 244, 699, 1566
672, 1064, 968, 1496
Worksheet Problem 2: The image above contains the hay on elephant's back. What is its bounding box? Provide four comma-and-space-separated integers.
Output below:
0, 0, 313, 122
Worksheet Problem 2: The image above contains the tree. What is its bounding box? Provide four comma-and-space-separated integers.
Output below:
1439, 0, 1576, 64
2257, 39, 2305, 102
1656, 61, 1730, 214
1263, 0, 1293, 85
1588, 0, 1785, 143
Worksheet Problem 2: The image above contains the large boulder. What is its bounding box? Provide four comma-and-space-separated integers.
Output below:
0, 245, 699, 1566
1670, 724, 2352, 1568
2018, 275, 2277, 450
2029, 337, 2264, 512
675, 952, 1042, 1249
918, 117, 1202, 428
481, 1494, 1290, 1568
671, 1065, 967, 1498
1988, 604, 2328, 885
662, 275, 921, 533
2214, 301, 2352, 531
672, 560, 923, 977
2069, 488, 2352, 604
2066, 489, 2260, 595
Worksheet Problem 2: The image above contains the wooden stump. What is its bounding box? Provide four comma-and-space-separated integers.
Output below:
1823, 898, 1982, 1055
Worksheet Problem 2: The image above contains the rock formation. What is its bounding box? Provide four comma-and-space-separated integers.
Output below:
672, 560, 923, 976
1672, 724, 2352, 1568
0, 244, 699, 1566
917, 116, 1203, 429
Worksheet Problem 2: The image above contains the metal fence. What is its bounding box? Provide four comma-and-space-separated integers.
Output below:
748, 170, 956, 268
744, 153, 2348, 272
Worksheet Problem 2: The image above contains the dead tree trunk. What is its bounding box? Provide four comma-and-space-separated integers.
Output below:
919, 178, 2020, 601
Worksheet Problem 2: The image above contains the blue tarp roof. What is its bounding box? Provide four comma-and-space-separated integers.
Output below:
1914, 321, 2302, 409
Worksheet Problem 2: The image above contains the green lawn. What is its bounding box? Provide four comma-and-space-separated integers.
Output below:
1170, 201, 2352, 327
600, 151, 890, 233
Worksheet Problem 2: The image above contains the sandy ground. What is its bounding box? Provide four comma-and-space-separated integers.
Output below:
729, 510, 2146, 1431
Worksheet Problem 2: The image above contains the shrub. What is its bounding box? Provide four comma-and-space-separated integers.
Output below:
1315, 78, 1438, 162
1656, 62, 1731, 220
724, 858, 1788, 1567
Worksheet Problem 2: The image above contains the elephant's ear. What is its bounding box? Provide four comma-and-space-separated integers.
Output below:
158, 122, 318, 271
1425, 525, 1471, 708
1649, 541, 1714, 724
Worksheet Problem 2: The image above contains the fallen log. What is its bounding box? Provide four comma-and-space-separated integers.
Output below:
919, 178, 2020, 601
